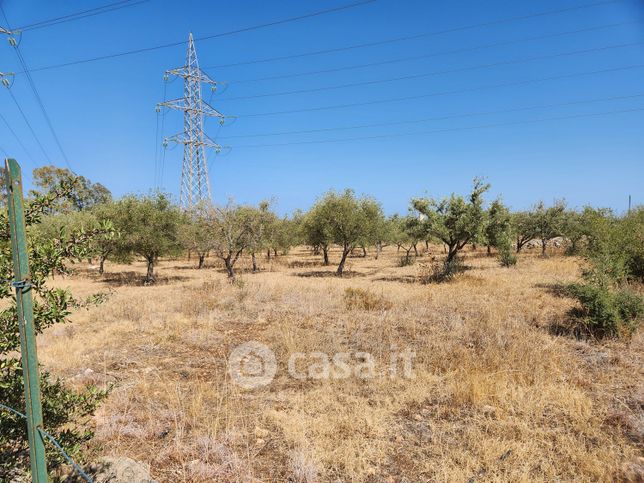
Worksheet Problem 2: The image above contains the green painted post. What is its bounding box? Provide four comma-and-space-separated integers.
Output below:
4, 158, 49, 482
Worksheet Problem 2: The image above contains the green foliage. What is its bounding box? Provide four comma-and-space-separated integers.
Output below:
498, 241, 517, 267
412, 178, 490, 262
29, 165, 111, 213
421, 256, 464, 283
305, 189, 383, 275
564, 206, 643, 338
0, 174, 109, 477
208, 201, 255, 279
110, 192, 184, 283
567, 283, 642, 338
484, 198, 513, 249
532, 200, 566, 255
398, 254, 415, 267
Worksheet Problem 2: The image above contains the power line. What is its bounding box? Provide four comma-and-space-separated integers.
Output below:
219, 93, 644, 139
16, 0, 148, 32
220, 42, 643, 102
17, 0, 376, 75
228, 21, 639, 84
204, 0, 624, 70
0, 110, 36, 164
238, 63, 644, 118
2, 6, 74, 171
234, 107, 644, 148
5, 88, 52, 164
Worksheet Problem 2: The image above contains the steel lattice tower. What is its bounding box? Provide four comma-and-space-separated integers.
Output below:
158, 33, 225, 209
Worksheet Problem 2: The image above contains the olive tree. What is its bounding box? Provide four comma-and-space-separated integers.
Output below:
307, 190, 380, 275
209, 201, 253, 279
412, 178, 490, 263
112, 193, 184, 283
513, 210, 537, 253
29, 165, 111, 212
302, 202, 333, 265
180, 205, 215, 269
484, 198, 513, 253
532, 200, 566, 256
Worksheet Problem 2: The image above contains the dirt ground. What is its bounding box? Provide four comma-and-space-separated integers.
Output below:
40, 246, 643, 482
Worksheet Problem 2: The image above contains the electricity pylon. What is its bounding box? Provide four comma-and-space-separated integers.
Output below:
157, 33, 225, 209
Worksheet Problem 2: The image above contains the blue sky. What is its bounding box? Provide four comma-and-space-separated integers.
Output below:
0, 0, 643, 215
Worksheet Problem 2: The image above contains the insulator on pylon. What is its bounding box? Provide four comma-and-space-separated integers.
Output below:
162, 139, 168, 148
215, 147, 221, 154
219, 117, 225, 126
1, 78, 9, 88
211, 85, 216, 92
155, 105, 161, 113
8, 37, 17, 47
163, 73, 169, 82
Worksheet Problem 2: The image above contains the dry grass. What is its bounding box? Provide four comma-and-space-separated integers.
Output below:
38, 246, 643, 481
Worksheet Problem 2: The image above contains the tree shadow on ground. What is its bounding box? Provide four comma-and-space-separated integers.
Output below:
287, 260, 326, 269
372, 274, 418, 284
100, 271, 190, 287
293, 270, 366, 278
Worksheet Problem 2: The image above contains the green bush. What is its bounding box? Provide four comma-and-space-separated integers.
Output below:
422, 256, 463, 283
499, 249, 517, 267
567, 283, 643, 338
399, 255, 415, 267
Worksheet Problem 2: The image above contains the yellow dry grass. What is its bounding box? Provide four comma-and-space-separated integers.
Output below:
38, 246, 642, 482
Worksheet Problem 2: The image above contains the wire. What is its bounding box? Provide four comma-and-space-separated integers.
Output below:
204, 0, 624, 70
18, 0, 376, 75
219, 93, 644, 139
220, 42, 644, 102
228, 20, 639, 84
2, 6, 74, 172
16, 0, 148, 32
5, 88, 52, 164
0, 110, 36, 164
238, 63, 644, 118
233, 107, 644, 148
0, 402, 94, 482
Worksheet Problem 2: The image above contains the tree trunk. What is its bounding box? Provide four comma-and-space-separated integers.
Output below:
267, 249, 271, 260
361, 246, 367, 257
337, 246, 350, 276
446, 245, 458, 263
375, 242, 382, 260
252, 252, 258, 273
487, 245, 491, 256
323, 246, 330, 266
541, 239, 547, 256
516, 237, 523, 253
224, 256, 235, 279
145, 257, 155, 284
198, 253, 205, 269
99, 255, 106, 275
472, 243, 477, 251
273, 248, 277, 257
443, 244, 447, 254
413, 244, 418, 257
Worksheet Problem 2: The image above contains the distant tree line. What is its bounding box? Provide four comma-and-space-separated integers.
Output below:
29, 166, 643, 336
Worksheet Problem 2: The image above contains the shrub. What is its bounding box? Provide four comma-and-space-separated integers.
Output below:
499, 248, 517, 267
497, 235, 517, 267
567, 283, 643, 338
398, 255, 415, 267
344, 288, 392, 311
421, 256, 464, 283
0, 171, 110, 477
